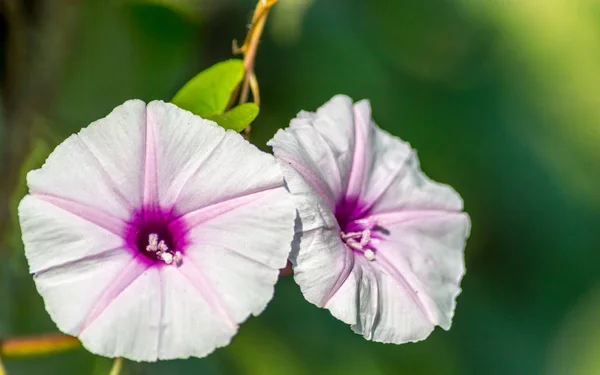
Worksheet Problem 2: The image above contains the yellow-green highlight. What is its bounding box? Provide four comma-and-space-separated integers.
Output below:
0, 334, 80, 358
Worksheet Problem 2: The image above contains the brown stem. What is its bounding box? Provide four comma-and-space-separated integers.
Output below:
233, 0, 278, 138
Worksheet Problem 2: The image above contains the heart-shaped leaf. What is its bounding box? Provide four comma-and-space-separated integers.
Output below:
172, 59, 244, 117
207, 103, 259, 132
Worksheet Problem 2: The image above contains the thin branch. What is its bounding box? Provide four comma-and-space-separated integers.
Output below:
232, 0, 278, 137
108, 357, 123, 375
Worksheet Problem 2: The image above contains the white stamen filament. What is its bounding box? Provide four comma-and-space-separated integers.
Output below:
340, 228, 376, 262
360, 229, 371, 247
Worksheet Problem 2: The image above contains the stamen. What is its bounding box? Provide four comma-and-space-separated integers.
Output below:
146, 233, 159, 252
345, 238, 363, 251
158, 240, 169, 252
161, 252, 174, 265
340, 219, 377, 262
354, 216, 378, 228
341, 231, 363, 240
173, 251, 182, 266
359, 229, 371, 247
145, 233, 182, 266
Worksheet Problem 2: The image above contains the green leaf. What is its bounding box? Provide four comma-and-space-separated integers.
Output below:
207, 103, 259, 132
172, 59, 244, 117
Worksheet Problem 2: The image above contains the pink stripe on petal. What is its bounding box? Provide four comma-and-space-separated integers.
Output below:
356, 151, 411, 218
170, 187, 281, 234
177, 257, 237, 330
293, 127, 343, 199
79, 257, 149, 334
322, 244, 356, 306
34, 247, 124, 275
192, 240, 273, 268
278, 155, 336, 209
34, 194, 129, 237
143, 106, 160, 208
372, 210, 464, 226
374, 251, 437, 325
345, 101, 371, 199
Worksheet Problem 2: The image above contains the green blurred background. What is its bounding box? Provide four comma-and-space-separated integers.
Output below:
1, 0, 600, 374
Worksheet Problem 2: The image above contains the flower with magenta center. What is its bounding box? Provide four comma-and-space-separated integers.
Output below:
18, 100, 295, 361
268, 95, 471, 343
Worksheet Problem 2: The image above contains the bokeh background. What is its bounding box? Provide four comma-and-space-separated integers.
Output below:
1, 0, 600, 374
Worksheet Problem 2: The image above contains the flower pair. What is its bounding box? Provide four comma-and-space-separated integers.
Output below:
18, 96, 469, 361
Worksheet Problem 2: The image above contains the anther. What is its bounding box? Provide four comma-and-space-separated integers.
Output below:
145, 233, 181, 266
146, 233, 159, 252
161, 252, 174, 264
158, 240, 169, 252
173, 251, 182, 266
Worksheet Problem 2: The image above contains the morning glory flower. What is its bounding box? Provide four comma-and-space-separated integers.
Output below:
18, 100, 295, 361
268, 95, 470, 343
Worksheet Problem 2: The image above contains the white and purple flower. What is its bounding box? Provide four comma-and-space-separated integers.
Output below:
269, 95, 470, 343
18, 100, 295, 361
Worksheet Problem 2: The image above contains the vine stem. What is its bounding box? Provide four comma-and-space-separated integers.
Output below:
108, 357, 123, 375
233, 0, 278, 137
0, 355, 6, 375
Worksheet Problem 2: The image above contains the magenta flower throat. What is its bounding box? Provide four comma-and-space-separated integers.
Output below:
127, 209, 186, 266
335, 200, 381, 261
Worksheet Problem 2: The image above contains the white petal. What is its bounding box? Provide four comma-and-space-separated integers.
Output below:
32, 248, 134, 337
18, 195, 126, 273
143, 101, 225, 209
157, 266, 237, 359
268, 95, 355, 209
325, 255, 435, 342
180, 186, 295, 323
21, 197, 156, 360
268, 96, 363, 311
373, 211, 470, 332
363, 128, 463, 214
325, 210, 469, 344
144, 100, 287, 216
78, 266, 161, 361
277, 162, 352, 308
26, 100, 146, 220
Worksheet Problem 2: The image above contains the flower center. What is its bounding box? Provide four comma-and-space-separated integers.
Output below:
339, 216, 378, 261
133, 219, 183, 266
143, 233, 182, 265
